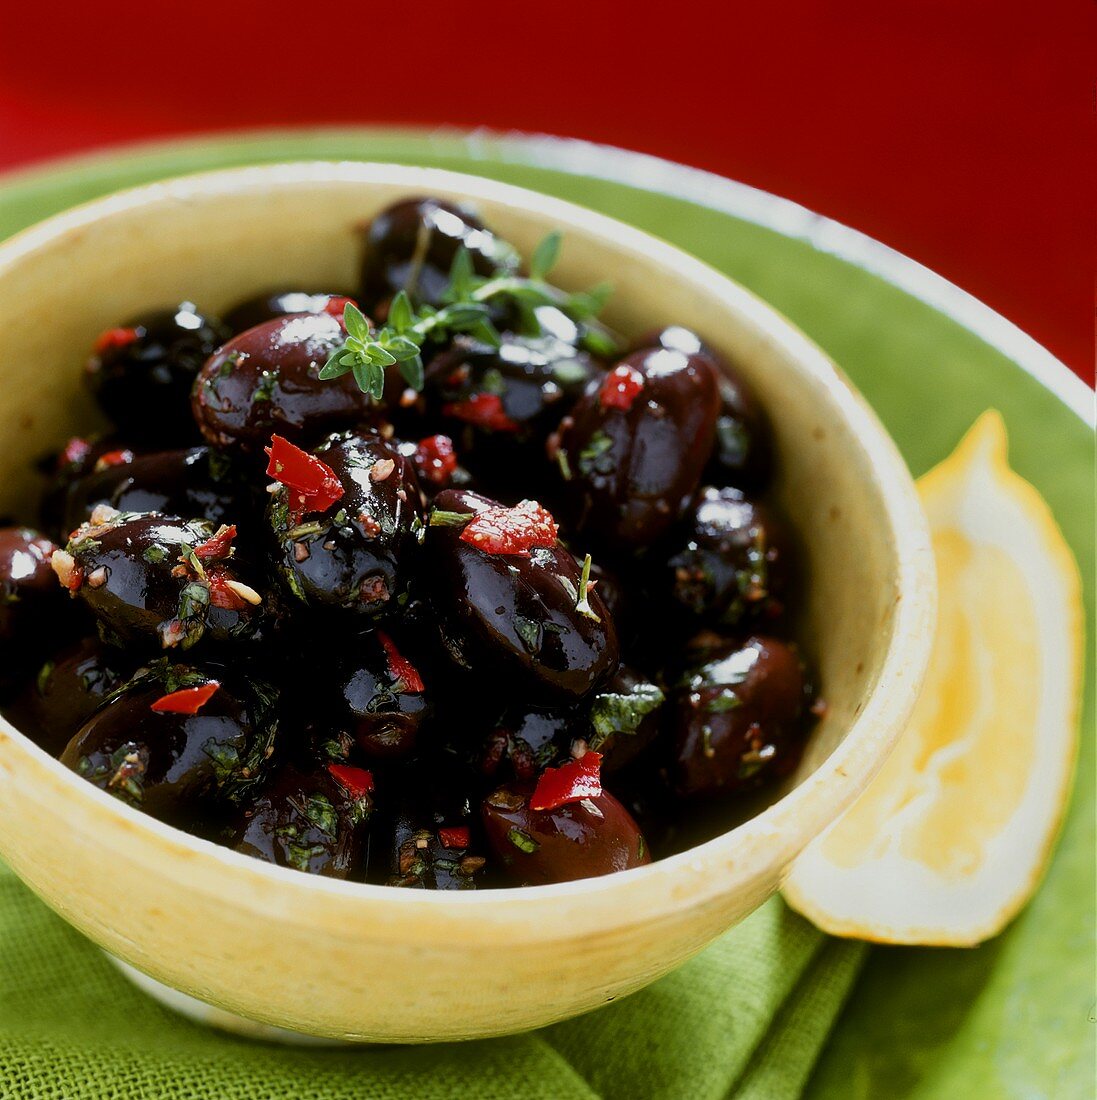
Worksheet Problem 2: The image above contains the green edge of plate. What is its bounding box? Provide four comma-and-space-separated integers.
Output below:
0, 127, 1092, 1099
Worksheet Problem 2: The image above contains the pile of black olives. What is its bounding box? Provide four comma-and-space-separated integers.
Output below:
0, 196, 819, 888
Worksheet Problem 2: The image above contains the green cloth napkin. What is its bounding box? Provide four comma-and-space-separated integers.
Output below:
0, 862, 863, 1099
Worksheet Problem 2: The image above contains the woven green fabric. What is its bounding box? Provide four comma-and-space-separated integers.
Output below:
0, 862, 862, 1099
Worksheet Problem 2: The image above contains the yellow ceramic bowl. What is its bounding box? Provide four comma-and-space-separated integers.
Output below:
0, 163, 935, 1042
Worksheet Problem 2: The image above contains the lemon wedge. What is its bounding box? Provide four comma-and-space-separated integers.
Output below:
784, 410, 1083, 946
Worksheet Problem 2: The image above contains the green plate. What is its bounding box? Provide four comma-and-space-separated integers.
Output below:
1, 129, 1091, 1098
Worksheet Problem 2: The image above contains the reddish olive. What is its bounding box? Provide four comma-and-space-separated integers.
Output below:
191, 313, 378, 453
671, 635, 809, 800
423, 489, 618, 701
84, 303, 229, 444
267, 432, 423, 617
555, 346, 720, 549
665, 486, 790, 628
359, 197, 517, 312
223, 289, 352, 334
58, 511, 266, 651
61, 664, 278, 823
232, 764, 372, 878
481, 785, 650, 884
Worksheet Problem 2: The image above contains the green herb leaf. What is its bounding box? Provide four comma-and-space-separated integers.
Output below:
342, 301, 371, 341
387, 290, 415, 333
507, 827, 540, 853
530, 230, 562, 280
575, 553, 601, 622
589, 681, 665, 746
428, 508, 472, 528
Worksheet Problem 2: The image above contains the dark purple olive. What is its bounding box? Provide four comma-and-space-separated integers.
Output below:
555, 346, 720, 549
481, 785, 650, 884
61, 447, 248, 536
192, 313, 378, 453
359, 197, 517, 312
39, 436, 137, 539
232, 764, 372, 878
84, 304, 229, 444
665, 486, 790, 628
21, 638, 132, 755
57, 510, 266, 651
307, 630, 430, 760
60, 663, 278, 823
671, 635, 809, 800
423, 489, 618, 701
586, 665, 666, 774
268, 432, 423, 617
223, 290, 353, 335
396, 435, 475, 500
646, 326, 772, 490
478, 704, 577, 783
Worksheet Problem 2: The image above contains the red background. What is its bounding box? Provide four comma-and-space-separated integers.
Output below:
1, 1, 1091, 382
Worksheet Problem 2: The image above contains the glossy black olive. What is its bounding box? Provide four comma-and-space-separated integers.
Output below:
478, 704, 577, 783
423, 489, 618, 701
646, 326, 772, 490
306, 629, 430, 760
481, 785, 650, 884
39, 436, 136, 539
671, 635, 808, 799
586, 665, 666, 774
21, 638, 132, 755
61, 447, 248, 536
664, 486, 790, 628
268, 432, 423, 617
359, 197, 517, 312
232, 763, 372, 878
84, 303, 229, 444
223, 290, 352, 334
555, 346, 720, 549
58, 511, 266, 650
60, 663, 278, 823
192, 313, 378, 453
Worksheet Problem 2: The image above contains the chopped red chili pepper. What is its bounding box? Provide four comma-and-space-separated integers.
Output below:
93, 326, 140, 355
321, 295, 358, 321
194, 524, 237, 561
438, 826, 470, 849
599, 364, 645, 410
58, 437, 92, 470
459, 499, 559, 557
327, 764, 375, 799
150, 681, 220, 715
265, 434, 344, 516
206, 569, 247, 610
530, 751, 603, 812
442, 393, 519, 433
93, 449, 136, 472
376, 630, 425, 693
413, 434, 459, 486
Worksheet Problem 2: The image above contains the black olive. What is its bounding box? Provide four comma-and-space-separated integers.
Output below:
359, 197, 517, 312
223, 290, 353, 335
664, 486, 790, 629
645, 326, 772, 490
191, 313, 379, 453
423, 489, 618, 701
58, 510, 266, 651
38, 436, 136, 539
60, 662, 279, 824
232, 763, 372, 878
586, 665, 666, 774
671, 635, 810, 800
61, 447, 250, 537
554, 346, 721, 550
481, 784, 650, 884
267, 432, 423, 617
84, 304, 229, 444
478, 704, 578, 783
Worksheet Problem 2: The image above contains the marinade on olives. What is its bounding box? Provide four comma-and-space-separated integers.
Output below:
1, 195, 820, 889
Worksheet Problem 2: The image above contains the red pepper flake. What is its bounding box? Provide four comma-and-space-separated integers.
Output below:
599, 364, 645, 410
459, 499, 558, 557
194, 524, 237, 561
530, 751, 603, 812
265, 435, 344, 517
413, 434, 458, 486
321, 295, 358, 321
377, 630, 425, 693
327, 763, 375, 799
438, 826, 470, 850
93, 449, 136, 472
93, 326, 140, 355
150, 681, 220, 715
206, 569, 247, 610
442, 393, 519, 433
58, 437, 92, 470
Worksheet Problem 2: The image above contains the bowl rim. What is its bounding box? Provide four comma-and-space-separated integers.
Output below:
0, 160, 936, 923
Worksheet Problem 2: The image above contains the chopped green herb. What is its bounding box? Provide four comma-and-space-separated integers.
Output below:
514, 614, 541, 653
577, 430, 614, 476
589, 682, 665, 747
142, 544, 167, 564
428, 508, 472, 528
575, 553, 601, 622
507, 827, 540, 853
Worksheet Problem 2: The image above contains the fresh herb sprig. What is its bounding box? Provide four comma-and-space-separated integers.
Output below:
320, 230, 619, 400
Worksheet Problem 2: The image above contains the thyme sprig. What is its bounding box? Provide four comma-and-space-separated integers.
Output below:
320, 230, 617, 400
